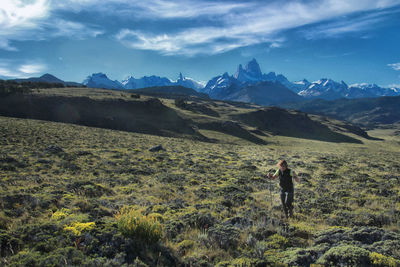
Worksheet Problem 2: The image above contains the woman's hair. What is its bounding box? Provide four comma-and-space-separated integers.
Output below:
277, 160, 288, 168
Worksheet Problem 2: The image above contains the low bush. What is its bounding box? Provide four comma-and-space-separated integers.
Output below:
115, 206, 163, 244
369, 252, 400, 267
63, 222, 96, 236
316, 245, 370, 266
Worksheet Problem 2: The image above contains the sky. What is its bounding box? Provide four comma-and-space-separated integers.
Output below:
1, 0, 400, 87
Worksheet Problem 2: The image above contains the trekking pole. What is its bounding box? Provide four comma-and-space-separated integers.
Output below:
269, 172, 273, 210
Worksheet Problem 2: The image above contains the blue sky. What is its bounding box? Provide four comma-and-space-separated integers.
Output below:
1, 0, 400, 87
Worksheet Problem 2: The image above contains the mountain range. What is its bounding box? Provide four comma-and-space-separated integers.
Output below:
200, 58, 400, 103
83, 72, 204, 91
6, 59, 400, 104
11, 73, 81, 87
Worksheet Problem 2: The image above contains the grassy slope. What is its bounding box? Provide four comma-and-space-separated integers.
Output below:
0, 88, 399, 266
0, 111, 399, 265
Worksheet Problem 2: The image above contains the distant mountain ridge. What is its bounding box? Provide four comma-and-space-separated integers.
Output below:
201, 58, 294, 98
199, 59, 302, 105
201, 58, 400, 101
83, 72, 204, 91
281, 95, 400, 126
6, 59, 400, 103
298, 79, 400, 100
83, 73, 124, 89
212, 81, 303, 106
11, 74, 81, 87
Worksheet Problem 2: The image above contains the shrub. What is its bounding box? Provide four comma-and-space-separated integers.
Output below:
207, 224, 240, 250
174, 98, 187, 108
51, 208, 70, 221
265, 234, 289, 249
63, 222, 95, 236
369, 252, 400, 267
216, 257, 259, 266
115, 206, 163, 244
176, 239, 195, 255
317, 245, 371, 266
7, 247, 91, 266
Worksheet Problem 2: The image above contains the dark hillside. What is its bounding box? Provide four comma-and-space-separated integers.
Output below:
130, 85, 209, 99
0, 94, 206, 140
281, 96, 400, 126
231, 107, 363, 143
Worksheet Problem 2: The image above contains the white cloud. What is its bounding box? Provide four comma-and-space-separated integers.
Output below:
0, 67, 24, 78
0, 0, 103, 51
18, 63, 46, 74
1, 0, 400, 55
301, 9, 396, 40
0, 39, 18, 51
388, 63, 400, 71
0, 60, 47, 78
115, 27, 279, 56
0, 0, 50, 28
53, 0, 250, 19
0, 0, 50, 50
49, 19, 104, 39
115, 0, 400, 55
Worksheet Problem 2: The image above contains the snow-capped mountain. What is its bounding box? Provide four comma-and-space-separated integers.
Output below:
298, 79, 348, 100
83, 73, 123, 89
202, 72, 239, 97
288, 79, 311, 93
298, 80, 400, 100
82, 59, 400, 102
234, 58, 263, 82
201, 58, 400, 101
346, 83, 400, 98
202, 58, 293, 99
175, 73, 205, 91
200, 59, 304, 104
122, 75, 173, 89
84, 73, 204, 91
221, 81, 303, 106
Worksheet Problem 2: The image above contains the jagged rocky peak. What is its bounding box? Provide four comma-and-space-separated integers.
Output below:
234, 64, 244, 79
234, 58, 263, 81
245, 58, 262, 78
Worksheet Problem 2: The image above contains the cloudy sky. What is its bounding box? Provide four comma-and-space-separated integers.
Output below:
1, 0, 400, 87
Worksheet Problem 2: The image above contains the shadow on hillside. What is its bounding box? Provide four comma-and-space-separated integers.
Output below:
0, 94, 208, 140
232, 107, 364, 144
198, 121, 267, 145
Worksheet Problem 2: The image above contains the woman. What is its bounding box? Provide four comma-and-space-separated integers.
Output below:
268, 160, 299, 219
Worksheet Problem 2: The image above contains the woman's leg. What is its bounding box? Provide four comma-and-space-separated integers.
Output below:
280, 191, 289, 218
286, 192, 294, 218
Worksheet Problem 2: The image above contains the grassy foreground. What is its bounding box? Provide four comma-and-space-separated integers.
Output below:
0, 115, 399, 266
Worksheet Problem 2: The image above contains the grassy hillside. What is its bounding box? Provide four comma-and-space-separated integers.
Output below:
0, 87, 372, 145
0, 112, 399, 265
0, 87, 399, 266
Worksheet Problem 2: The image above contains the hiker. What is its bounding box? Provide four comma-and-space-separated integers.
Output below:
267, 160, 299, 219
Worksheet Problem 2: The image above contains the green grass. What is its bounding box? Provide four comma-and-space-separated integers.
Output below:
0, 107, 399, 265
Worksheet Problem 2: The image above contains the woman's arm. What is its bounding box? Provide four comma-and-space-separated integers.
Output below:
267, 169, 279, 180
